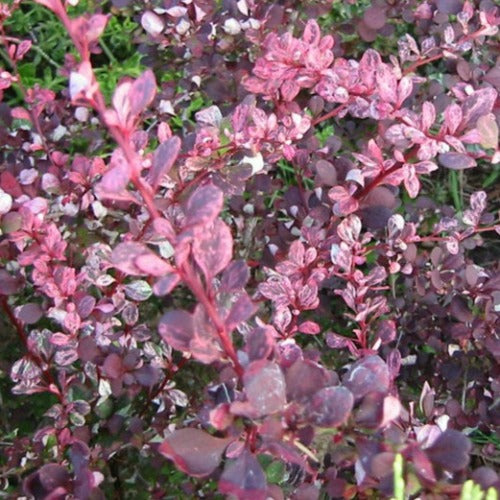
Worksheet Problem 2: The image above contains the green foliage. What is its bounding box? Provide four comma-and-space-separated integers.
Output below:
461, 480, 498, 500
392, 453, 405, 500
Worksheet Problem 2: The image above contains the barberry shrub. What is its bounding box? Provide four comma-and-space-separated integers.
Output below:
0, 0, 499, 498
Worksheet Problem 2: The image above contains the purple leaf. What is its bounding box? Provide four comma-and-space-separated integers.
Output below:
245, 327, 275, 362
185, 184, 223, 226
149, 136, 181, 190
343, 355, 390, 400
0, 270, 23, 295
243, 361, 286, 417
159, 428, 232, 477
23, 464, 71, 498
193, 219, 233, 280
306, 386, 354, 427
460, 88, 497, 129
129, 69, 157, 117
426, 430, 472, 471
225, 292, 257, 331
153, 272, 181, 296
103, 353, 123, 379
285, 360, 329, 401
438, 152, 476, 170
158, 310, 193, 352
219, 450, 267, 499
220, 260, 250, 292
15, 303, 43, 324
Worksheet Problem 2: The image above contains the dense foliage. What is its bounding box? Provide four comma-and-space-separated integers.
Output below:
0, 0, 499, 498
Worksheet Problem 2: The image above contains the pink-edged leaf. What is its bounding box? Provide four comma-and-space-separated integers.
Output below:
159, 429, 233, 477
135, 253, 172, 277
219, 450, 267, 499
192, 219, 233, 280
343, 355, 390, 400
129, 69, 157, 117
111, 242, 150, 275
443, 103, 462, 135
85, 14, 109, 44
421, 102, 436, 132
303, 19, 321, 45
438, 152, 476, 170
359, 49, 382, 89
281, 80, 301, 102
98, 149, 130, 194
149, 136, 181, 190
158, 310, 193, 352
397, 76, 413, 107
243, 360, 286, 417
307, 386, 354, 427
185, 184, 223, 226
376, 63, 398, 104
297, 321, 320, 335
460, 87, 497, 129
225, 293, 257, 331
337, 214, 362, 244
403, 164, 420, 198
191, 305, 224, 364
111, 242, 168, 276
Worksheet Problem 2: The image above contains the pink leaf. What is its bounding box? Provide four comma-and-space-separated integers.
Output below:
159, 429, 233, 477
192, 219, 233, 280
302, 19, 321, 45
225, 293, 257, 331
376, 63, 398, 104
111, 242, 169, 276
135, 253, 172, 277
460, 88, 497, 130
185, 184, 223, 226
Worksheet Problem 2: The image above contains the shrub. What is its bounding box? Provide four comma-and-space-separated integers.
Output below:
0, 0, 498, 498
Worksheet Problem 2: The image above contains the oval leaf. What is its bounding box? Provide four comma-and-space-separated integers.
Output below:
159, 428, 232, 477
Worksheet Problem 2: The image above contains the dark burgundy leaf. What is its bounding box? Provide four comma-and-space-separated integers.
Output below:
185, 184, 223, 226
243, 361, 286, 417
426, 429, 472, 471
438, 152, 476, 170
219, 450, 267, 499
103, 353, 124, 379
307, 386, 353, 427
192, 219, 233, 280
159, 428, 232, 477
285, 360, 329, 401
158, 310, 193, 352
23, 464, 71, 498
149, 136, 181, 190
343, 355, 390, 400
